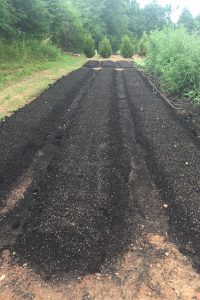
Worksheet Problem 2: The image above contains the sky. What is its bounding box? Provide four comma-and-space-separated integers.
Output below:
138, 0, 200, 22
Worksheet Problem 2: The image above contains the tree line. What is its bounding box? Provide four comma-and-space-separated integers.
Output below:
0, 0, 200, 53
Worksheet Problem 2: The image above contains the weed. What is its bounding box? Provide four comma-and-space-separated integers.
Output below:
146, 26, 200, 102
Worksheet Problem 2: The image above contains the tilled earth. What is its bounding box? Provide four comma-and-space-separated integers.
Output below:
0, 60, 200, 300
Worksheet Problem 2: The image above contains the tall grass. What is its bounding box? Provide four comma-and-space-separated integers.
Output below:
0, 39, 61, 64
0, 39, 62, 86
146, 26, 200, 102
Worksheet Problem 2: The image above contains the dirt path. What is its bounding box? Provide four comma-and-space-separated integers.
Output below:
0, 61, 200, 300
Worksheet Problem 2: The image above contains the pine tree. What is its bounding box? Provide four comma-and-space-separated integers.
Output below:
120, 35, 134, 58
83, 34, 95, 58
99, 37, 112, 58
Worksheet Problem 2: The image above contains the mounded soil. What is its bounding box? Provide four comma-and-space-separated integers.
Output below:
0, 60, 200, 300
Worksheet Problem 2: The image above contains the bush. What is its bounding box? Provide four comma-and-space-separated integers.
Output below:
120, 35, 134, 58
146, 26, 200, 102
83, 34, 95, 58
138, 32, 150, 56
99, 37, 112, 58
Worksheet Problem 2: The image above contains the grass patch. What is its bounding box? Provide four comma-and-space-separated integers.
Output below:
0, 39, 62, 87
0, 54, 87, 121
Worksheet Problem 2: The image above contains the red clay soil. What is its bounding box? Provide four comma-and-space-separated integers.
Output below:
0, 61, 200, 299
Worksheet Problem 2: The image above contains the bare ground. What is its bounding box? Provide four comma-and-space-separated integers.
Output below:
0, 61, 200, 300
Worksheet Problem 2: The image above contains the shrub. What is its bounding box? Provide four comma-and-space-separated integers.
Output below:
146, 26, 200, 102
138, 32, 150, 56
120, 35, 134, 58
83, 34, 95, 58
99, 37, 112, 58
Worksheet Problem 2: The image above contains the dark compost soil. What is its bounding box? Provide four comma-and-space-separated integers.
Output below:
0, 61, 200, 300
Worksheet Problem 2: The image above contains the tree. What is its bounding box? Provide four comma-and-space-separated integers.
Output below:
71, 0, 175, 52
194, 14, 200, 33
138, 31, 150, 56
9, 0, 84, 51
126, 0, 144, 37
73, 0, 131, 52
0, 0, 17, 38
99, 37, 112, 58
73, 0, 106, 47
178, 8, 194, 32
120, 35, 134, 58
83, 34, 95, 57
46, 0, 84, 51
11, 0, 50, 36
142, 2, 172, 33
0, 0, 179, 54
102, 0, 129, 52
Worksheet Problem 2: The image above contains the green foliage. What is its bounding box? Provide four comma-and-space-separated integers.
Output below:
141, 2, 172, 33
178, 8, 194, 32
73, 0, 172, 52
12, 0, 50, 36
102, 0, 129, 52
73, 0, 106, 46
83, 34, 95, 58
138, 32, 150, 56
146, 26, 200, 102
0, 0, 84, 52
0, 0, 183, 54
99, 37, 112, 58
120, 35, 134, 58
194, 14, 200, 33
0, 39, 61, 64
0, 0, 18, 38
47, 0, 84, 51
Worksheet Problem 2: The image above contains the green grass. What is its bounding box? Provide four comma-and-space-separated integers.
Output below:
0, 39, 60, 86
0, 54, 87, 121
0, 54, 86, 88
